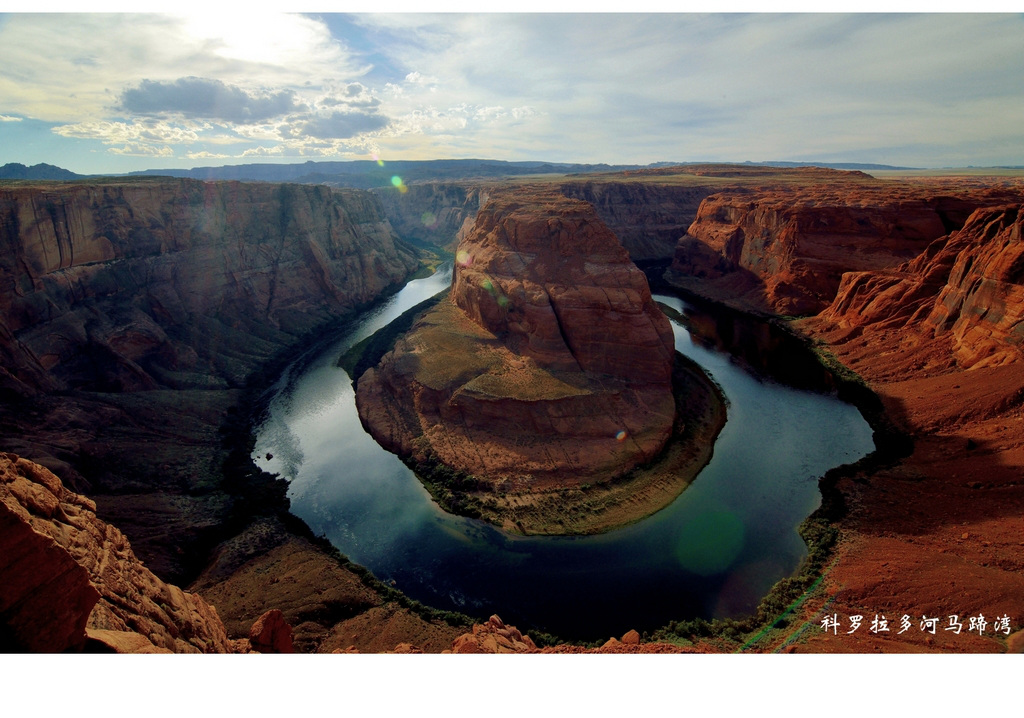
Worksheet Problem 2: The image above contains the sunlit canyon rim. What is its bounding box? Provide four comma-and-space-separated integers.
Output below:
2, 164, 1024, 653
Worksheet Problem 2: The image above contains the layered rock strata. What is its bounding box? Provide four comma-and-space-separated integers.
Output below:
1, 453, 237, 653
373, 182, 489, 250
667, 183, 1020, 316
357, 191, 677, 491
560, 180, 718, 261
0, 178, 420, 582
0, 178, 419, 396
782, 202, 1024, 653
810, 204, 1024, 374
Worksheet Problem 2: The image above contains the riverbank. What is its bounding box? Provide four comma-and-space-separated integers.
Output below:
426, 350, 727, 536
346, 285, 727, 536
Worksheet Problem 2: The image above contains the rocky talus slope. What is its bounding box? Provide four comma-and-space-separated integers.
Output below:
356, 190, 677, 490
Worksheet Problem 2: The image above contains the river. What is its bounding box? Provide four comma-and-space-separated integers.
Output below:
253, 263, 874, 640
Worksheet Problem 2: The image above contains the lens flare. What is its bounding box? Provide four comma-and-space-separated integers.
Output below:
456, 250, 472, 267
421, 211, 437, 227
481, 279, 494, 292
390, 175, 408, 194
372, 153, 384, 167
615, 430, 628, 442
673, 510, 745, 576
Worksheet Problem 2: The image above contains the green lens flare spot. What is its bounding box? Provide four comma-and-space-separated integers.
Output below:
673, 510, 745, 576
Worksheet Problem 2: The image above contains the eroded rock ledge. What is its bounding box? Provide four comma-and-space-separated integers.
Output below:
356, 190, 724, 533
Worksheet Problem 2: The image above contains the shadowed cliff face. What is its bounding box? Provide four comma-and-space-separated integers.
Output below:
373, 182, 489, 251
560, 181, 717, 261
357, 191, 677, 490
666, 184, 1022, 316
0, 179, 419, 396
0, 178, 421, 582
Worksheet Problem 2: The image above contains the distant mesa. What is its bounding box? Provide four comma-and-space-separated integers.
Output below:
0, 162, 84, 181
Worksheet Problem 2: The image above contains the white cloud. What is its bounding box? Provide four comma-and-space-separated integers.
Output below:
3, 12, 1024, 169
53, 119, 200, 145
0, 13, 364, 123
119, 77, 301, 122
240, 145, 284, 157
356, 13, 1024, 165
0, 115, 23, 122
108, 142, 175, 157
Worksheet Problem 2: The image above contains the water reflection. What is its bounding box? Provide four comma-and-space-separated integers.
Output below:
253, 268, 874, 640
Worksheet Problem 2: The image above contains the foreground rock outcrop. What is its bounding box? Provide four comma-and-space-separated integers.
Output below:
442, 614, 700, 654
0, 453, 236, 653
357, 191, 677, 495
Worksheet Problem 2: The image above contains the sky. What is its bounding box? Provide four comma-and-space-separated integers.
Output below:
1, 6, 1023, 173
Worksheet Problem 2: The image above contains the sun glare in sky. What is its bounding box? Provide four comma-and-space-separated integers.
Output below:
0, 11, 1022, 173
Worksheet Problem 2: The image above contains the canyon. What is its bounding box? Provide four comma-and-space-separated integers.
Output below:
355, 189, 724, 533
2, 166, 1024, 653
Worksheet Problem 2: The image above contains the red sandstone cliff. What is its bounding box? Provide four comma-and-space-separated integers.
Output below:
0, 452, 238, 653
560, 180, 717, 261
811, 204, 1024, 374
357, 191, 677, 490
666, 183, 1019, 316
0, 178, 419, 396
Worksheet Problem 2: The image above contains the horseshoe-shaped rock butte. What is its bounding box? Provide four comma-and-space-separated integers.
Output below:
355, 190, 725, 534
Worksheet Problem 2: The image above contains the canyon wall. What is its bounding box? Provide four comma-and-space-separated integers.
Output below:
373, 182, 489, 250
812, 204, 1024, 373
0, 178, 419, 396
666, 184, 1020, 316
357, 190, 677, 489
559, 180, 716, 261
0, 178, 421, 583
373, 179, 717, 262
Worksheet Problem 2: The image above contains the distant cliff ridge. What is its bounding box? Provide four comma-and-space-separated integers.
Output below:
559, 181, 717, 261
0, 162, 85, 181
